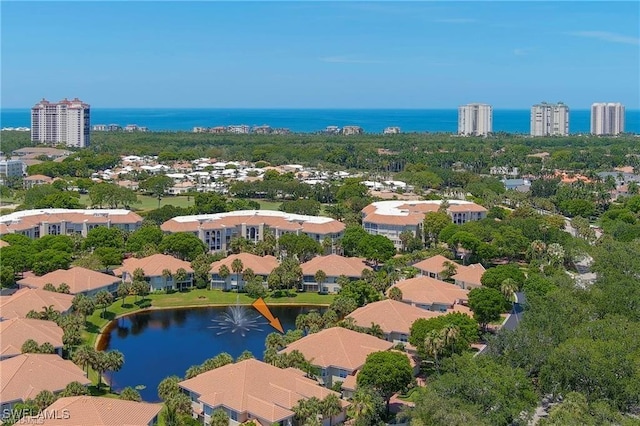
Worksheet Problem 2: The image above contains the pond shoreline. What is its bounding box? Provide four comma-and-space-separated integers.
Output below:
94, 302, 330, 351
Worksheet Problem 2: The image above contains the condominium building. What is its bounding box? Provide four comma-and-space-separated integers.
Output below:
458, 103, 493, 136
0, 158, 26, 183
361, 200, 487, 249
0, 209, 143, 239
161, 210, 345, 253
531, 102, 569, 136
31, 98, 90, 148
591, 103, 625, 135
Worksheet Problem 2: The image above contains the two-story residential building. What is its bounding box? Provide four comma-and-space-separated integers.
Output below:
300, 254, 371, 293
451, 263, 485, 290
279, 327, 393, 388
0, 354, 90, 414
0, 318, 64, 360
17, 267, 120, 297
0, 209, 143, 239
178, 359, 346, 426
114, 254, 194, 292
161, 211, 345, 253
391, 276, 470, 312
346, 299, 446, 346
361, 200, 487, 249
23, 174, 53, 189
209, 253, 279, 290
24, 396, 162, 426
414, 255, 485, 289
0, 288, 74, 319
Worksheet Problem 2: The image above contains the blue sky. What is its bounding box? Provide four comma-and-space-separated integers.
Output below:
1, 1, 639, 109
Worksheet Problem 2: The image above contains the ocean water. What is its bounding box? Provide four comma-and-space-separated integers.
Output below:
2, 108, 639, 134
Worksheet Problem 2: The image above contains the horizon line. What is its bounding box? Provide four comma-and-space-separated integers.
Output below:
3, 106, 639, 111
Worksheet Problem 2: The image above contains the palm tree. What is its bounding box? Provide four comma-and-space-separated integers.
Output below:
161, 268, 173, 290
501, 278, 519, 319
440, 261, 458, 280
368, 322, 385, 339
424, 329, 445, 373
321, 393, 342, 426
388, 286, 403, 301
117, 282, 130, 306
105, 350, 125, 392
174, 268, 188, 290
43, 283, 57, 292
347, 389, 377, 425
72, 345, 95, 374
314, 269, 327, 293
218, 264, 230, 288
57, 282, 71, 294
442, 324, 460, 355
231, 258, 244, 290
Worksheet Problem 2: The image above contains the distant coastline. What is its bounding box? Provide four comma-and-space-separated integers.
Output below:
2, 108, 640, 134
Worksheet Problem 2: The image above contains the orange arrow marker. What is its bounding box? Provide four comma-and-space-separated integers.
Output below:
252, 297, 284, 333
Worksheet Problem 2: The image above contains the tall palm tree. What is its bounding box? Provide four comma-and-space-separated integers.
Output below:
105, 350, 125, 392
442, 324, 460, 355
347, 389, 377, 425
424, 329, 445, 373
321, 394, 343, 426
501, 278, 519, 319
314, 269, 327, 293
161, 268, 173, 289
231, 258, 244, 290
218, 265, 230, 288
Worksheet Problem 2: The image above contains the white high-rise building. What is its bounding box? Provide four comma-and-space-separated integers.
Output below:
530, 102, 569, 136
31, 98, 90, 148
458, 103, 493, 136
591, 103, 625, 135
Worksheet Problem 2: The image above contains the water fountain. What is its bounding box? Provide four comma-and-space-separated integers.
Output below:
209, 296, 265, 337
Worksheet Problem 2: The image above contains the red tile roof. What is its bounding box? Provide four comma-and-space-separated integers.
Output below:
210, 253, 279, 276
0, 288, 74, 319
114, 254, 193, 278
0, 354, 90, 404
392, 276, 469, 307
179, 359, 343, 423
347, 299, 445, 335
0, 318, 64, 359
301, 254, 371, 278
17, 267, 119, 294
23, 396, 162, 426
280, 327, 393, 371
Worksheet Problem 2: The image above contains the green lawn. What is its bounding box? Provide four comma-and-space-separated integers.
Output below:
79, 194, 195, 211
251, 199, 282, 211
84, 289, 334, 346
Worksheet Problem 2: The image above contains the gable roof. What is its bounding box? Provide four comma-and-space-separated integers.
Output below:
413, 255, 455, 275
451, 263, 486, 286
300, 254, 371, 278
392, 276, 469, 307
347, 299, 445, 335
0, 318, 64, 359
0, 354, 90, 403
22, 396, 162, 426
361, 200, 487, 227
114, 254, 193, 278
0, 288, 74, 319
210, 253, 279, 276
17, 267, 119, 294
280, 327, 393, 371
179, 359, 342, 423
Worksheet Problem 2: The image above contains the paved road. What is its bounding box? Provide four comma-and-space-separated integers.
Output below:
502, 291, 526, 331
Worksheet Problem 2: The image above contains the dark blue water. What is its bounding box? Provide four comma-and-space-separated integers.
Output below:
100, 305, 322, 402
3, 108, 639, 134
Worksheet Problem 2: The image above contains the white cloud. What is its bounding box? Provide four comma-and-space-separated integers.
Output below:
569, 31, 640, 45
